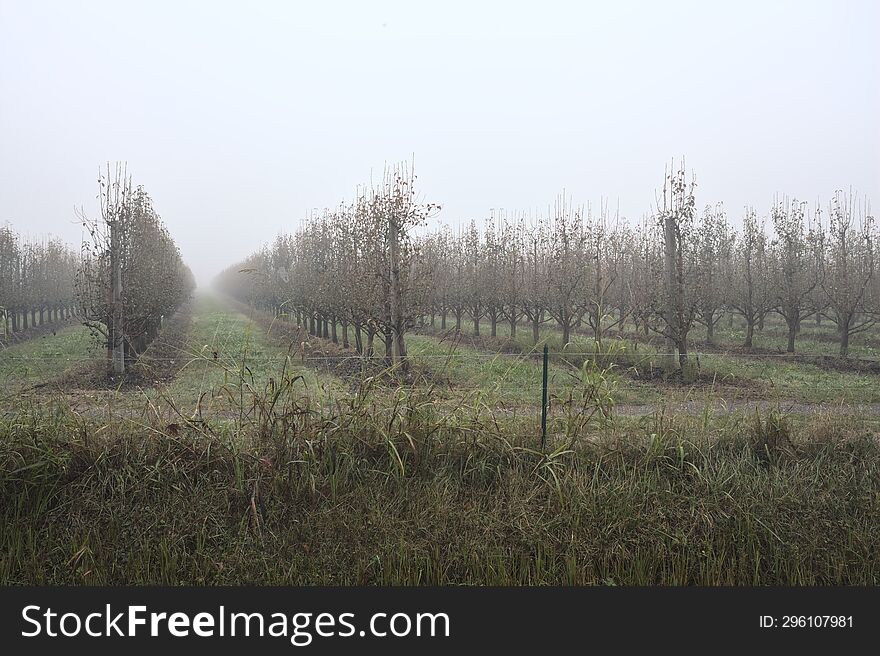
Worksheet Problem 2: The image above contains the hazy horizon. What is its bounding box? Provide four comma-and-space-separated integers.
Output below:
2, 0, 878, 286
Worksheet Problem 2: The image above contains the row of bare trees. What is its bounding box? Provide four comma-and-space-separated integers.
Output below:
215, 165, 438, 372
0, 225, 79, 337
76, 165, 195, 373
217, 165, 876, 377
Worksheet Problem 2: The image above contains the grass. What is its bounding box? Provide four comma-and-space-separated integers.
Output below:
692, 353, 880, 403
2, 297, 880, 586
406, 333, 661, 407
0, 324, 95, 398
152, 294, 343, 414
1, 377, 878, 585
416, 318, 880, 404
1, 294, 345, 422
448, 313, 880, 359
700, 317, 880, 359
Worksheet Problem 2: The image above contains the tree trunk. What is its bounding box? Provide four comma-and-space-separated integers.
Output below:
473, 315, 480, 336
744, 318, 755, 349
839, 314, 851, 358
786, 319, 797, 353
678, 338, 694, 382
110, 218, 125, 375
510, 315, 517, 338
532, 315, 540, 344
384, 327, 393, 365
342, 321, 349, 348
663, 214, 678, 373
366, 326, 375, 358
441, 310, 447, 330
388, 211, 408, 371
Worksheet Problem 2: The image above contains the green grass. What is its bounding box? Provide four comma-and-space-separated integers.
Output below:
433, 312, 880, 358
0, 294, 347, 423
692, 353, 880, 403
6, 302, 880, 414
697, 317, 880, 359
0, 325, 95, 397
406, 333, 661, 407
148, 293, 343, 416
419, 318, 880, 404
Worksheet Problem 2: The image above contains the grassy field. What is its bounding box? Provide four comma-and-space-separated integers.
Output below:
0, 324, 94, 398
410, 318, 880, 405
2, 294, 879, 585
439, 313, 880, 359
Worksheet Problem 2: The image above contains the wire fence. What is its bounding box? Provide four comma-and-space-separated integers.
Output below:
4, 351, 880, 362
5, 310, 880, 415
5, 350, 880, 442
4, 345, 880, 395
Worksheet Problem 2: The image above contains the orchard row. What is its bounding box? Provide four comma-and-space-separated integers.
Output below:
216, 164, 876, 376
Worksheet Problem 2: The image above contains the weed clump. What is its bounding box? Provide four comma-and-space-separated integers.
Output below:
751, 409, 795, 465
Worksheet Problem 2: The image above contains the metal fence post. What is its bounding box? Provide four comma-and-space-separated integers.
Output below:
541, 344, 549, 449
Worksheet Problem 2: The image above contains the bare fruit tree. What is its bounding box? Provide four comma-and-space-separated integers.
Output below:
77, 164, 194, 374
654, 163, 699, 379
730, 208, 771, 349
819, 190, 876, 357
769, 197, 819, 353
694, 203, 733, 345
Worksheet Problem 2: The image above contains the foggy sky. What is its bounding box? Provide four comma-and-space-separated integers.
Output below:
1, 0, 878, 286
